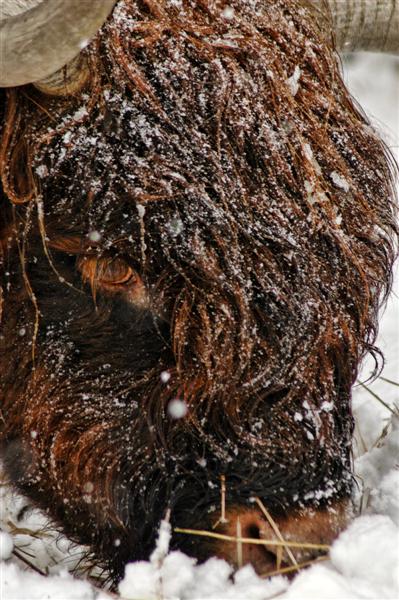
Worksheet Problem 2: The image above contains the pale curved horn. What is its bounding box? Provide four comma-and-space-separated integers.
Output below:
0, 0, 117, 88
311, 0, 399, 54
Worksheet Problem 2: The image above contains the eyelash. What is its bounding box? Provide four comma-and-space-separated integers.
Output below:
78, 256, 139, 292
97, 258, 137, 287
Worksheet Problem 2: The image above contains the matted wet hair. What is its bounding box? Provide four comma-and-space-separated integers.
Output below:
0, 0, 397, 580
2, 0, 396, 388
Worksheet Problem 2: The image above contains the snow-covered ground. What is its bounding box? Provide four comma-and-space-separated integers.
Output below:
1, 54, 398, 600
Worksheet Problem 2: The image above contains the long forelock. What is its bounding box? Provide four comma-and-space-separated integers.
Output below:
1, 0, 397, 425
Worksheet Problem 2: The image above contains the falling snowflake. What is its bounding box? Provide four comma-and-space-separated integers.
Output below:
167, 399, 187, 419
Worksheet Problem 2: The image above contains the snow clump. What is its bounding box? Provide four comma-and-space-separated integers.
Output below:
286, 66, 301, 96
0, 531, 13, 561
330, 171, 350, 192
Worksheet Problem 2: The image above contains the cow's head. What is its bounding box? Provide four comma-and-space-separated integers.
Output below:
0, 0, 397, 583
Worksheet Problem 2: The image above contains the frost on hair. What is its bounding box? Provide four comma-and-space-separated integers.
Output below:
0, 0, 397, 584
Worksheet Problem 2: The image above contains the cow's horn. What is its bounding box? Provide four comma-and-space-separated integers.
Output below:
0, 0, 117, 92
1, 1, 397, 94
311, 0, 399, 54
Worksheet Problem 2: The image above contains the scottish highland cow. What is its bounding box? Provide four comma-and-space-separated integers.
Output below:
0, 0, 397, 585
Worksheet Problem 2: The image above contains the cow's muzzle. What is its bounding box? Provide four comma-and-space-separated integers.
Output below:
213, 499, 352, 576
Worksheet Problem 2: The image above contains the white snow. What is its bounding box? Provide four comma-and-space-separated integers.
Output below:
1, 563, 110, 600
35, 165, 49, 178
161, 370, 172, 383
167, 216, 184, 237
71, 106, 89, 121
119, 519, 174, 600
0, 532, 13, 561
168, 398, 188, 419
330, 171, 350, 192
78, 38, 90, 51
137, 203, 146, 218
330, 515, 399, 596
221, 6, 235, 20
88, 230, 101, 242
1, 54, 398, 600
120, 553, 287, 600
286, 65, 301, 97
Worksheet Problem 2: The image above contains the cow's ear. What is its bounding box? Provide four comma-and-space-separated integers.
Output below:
0, 0, 116, 90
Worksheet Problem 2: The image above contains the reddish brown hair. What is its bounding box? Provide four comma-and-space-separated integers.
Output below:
0, 0, 397, 582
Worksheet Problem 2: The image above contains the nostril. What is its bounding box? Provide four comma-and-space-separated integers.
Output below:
246, 523, 261, 540
214, 510, 281, 574
233, 512, 266, 542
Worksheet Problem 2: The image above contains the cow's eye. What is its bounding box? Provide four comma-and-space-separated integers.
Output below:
98, 257, 137, 287
78, 256, 148, 306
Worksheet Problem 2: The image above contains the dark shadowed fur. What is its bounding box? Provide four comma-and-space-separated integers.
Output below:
0, 0, 397, 584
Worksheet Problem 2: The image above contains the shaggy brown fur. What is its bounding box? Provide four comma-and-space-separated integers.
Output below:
0, 0, 397, 583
